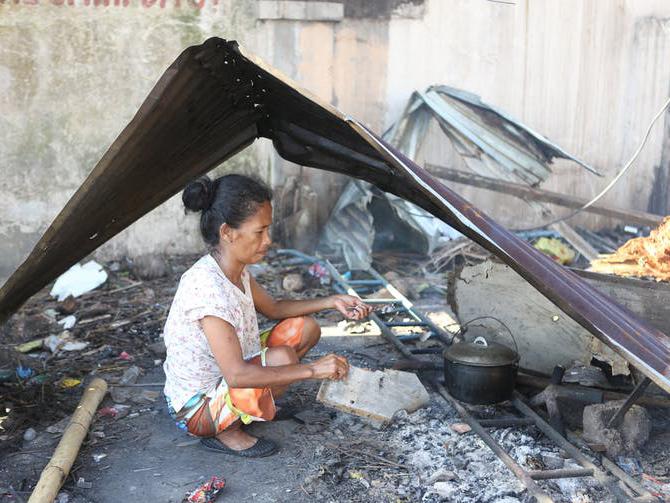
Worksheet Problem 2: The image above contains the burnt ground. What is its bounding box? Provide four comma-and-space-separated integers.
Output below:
1, 251, 670, 502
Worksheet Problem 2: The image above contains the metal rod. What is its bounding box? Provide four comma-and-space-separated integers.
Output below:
478, 418, 535, 428
434, 382, 553, 503
367, 268, 453, 345
375, 307, 408, 316
512, 392, 630, 502
606, 377, 652, 428
322, 260, 416, 360
346, 279, 384, 285
409, 347, 442, 355
528, 468, 593, 480
385, 321, 429, 327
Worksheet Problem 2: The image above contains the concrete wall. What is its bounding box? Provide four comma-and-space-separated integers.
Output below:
1, 0, 669, 284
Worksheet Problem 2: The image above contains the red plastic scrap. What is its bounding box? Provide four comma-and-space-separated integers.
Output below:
98, 407, 118, 418
185, 476, 226, 503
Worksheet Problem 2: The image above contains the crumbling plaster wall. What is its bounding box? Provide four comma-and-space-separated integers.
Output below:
0, 1, 264, 284
0, 0, 403, 284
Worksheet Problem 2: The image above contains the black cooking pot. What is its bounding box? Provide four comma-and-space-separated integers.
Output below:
443, 336, 519, 405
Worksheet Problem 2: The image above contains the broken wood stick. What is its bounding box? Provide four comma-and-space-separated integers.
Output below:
28, 378, 108, 503
427, 165, 664, 227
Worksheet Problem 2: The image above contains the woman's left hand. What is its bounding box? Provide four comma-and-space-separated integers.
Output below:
331, 295, 372, 321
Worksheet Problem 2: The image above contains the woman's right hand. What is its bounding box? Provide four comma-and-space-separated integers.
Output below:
308, 354, 350, 381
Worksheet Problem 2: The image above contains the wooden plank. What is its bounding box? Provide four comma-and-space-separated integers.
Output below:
426, 164, 664, 227
317, 366, 430, 423
572, 269, 670, 333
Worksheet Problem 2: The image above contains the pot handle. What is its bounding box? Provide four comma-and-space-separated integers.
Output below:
473, 336, 488, 347
461, 316, 519, 355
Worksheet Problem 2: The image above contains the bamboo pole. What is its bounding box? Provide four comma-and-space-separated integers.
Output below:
28, 378, 108, 503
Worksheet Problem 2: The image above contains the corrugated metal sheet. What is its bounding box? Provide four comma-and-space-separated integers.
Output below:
385, 85, 600, 186
0, 38, 668, 393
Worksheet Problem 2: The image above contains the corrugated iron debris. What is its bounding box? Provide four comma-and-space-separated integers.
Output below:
0, 37, 668, 396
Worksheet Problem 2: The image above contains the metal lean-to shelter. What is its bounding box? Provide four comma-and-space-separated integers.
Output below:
0, 37, 668, 394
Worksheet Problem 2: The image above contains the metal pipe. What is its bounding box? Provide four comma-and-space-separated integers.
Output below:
385, 321, 429, 327
478, 418, 535, 428
322, 259, 416, 360
367, 268, 453, 345
434, 382, 553, 503
528, 468, 593, 480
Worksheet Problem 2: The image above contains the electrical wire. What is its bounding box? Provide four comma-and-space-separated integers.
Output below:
516, 95, 670, 232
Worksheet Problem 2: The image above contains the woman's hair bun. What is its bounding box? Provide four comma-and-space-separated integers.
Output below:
182, 177, 215, 212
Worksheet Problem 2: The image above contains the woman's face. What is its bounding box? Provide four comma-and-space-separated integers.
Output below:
221, 201, 273, 264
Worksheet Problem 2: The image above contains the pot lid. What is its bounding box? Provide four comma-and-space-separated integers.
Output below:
444, 336, 519, 367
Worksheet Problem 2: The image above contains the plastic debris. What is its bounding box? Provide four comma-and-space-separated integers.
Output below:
616, 456, 643, 476
308, 263, 330, 285
23, 428, 37, 442
98, 404, 130, 420
98, 407, 117, 418
92, 453, 107, 463
44, 331, 89, 353
58, 315, 77, 330
59, 378, 82, 389
118, 351, 133, 361
533, 237, 576, 265
15, 338, 45, 353
76, 477, 92, 489
50, 260, 108, 301
55, 492, 71, 503
119, 365, 141, 385
16, 365, 34, 380
26, 374, 48, 385
185, 476, 226, 503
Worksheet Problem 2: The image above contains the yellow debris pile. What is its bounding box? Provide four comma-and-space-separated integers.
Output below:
533, 237, 576, 265
590, 217, 670, 281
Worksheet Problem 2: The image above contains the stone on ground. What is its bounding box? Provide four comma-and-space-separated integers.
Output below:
582, 400, 651, 457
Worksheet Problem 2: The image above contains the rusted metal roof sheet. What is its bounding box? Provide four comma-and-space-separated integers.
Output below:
0, 38, 668, 392
385, 85, 600, 185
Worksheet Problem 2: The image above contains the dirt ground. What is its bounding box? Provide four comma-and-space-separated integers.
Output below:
2, 251, 670, 502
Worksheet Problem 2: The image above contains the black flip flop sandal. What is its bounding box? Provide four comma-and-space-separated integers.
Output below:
200, 436, 278, 458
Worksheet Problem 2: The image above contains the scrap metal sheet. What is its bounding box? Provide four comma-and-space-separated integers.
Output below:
0, 38, 668, 392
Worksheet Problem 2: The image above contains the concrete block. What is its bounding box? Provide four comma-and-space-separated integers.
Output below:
583, 400, 651, 457
257, 1, 343, 22
317, 366, 430, 423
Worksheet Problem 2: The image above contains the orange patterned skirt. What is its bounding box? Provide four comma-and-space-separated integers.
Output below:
167, 317, 305, 437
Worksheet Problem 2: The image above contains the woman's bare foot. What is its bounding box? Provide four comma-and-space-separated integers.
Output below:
215, 421, 258, 451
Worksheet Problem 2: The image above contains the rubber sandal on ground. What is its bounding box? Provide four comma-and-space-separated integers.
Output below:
200, 436, 278, 457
